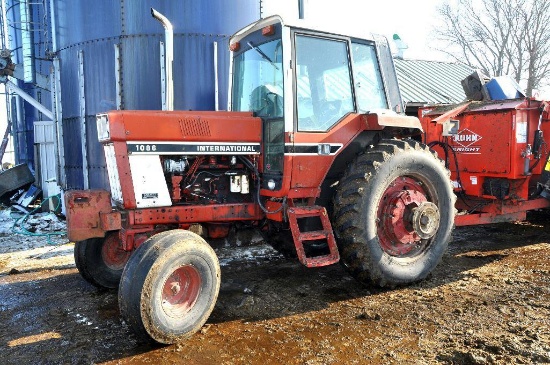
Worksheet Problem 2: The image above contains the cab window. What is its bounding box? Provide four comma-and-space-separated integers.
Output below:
295, 35, 354, 131
351, 42, 387, 111
232, 38, 284, 119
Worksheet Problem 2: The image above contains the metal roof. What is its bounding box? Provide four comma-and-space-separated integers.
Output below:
394, 59, 474, 105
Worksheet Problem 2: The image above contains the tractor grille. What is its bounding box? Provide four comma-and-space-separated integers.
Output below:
179, 118, 211, 136
104, 144, 123, 203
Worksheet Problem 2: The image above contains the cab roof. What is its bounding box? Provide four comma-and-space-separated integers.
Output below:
230, 15, 379, 44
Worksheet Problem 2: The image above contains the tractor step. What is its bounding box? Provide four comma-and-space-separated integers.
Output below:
287, 205, 340, 268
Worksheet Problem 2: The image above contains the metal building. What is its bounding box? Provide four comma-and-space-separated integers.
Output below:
1, 0, 261, 197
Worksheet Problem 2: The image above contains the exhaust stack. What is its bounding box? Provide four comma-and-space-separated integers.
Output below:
151, 8, 174, 111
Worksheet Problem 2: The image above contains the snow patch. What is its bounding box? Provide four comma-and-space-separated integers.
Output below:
216, 243, 282, 267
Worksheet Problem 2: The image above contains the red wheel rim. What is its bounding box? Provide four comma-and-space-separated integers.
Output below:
101, 234, 131, 270
377, 176, 439, 257
161, 265, 202, 318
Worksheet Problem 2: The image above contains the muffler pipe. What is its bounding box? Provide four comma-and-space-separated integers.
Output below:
151, 8, 174, 111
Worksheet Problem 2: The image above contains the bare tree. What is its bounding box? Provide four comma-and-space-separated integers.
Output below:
521, 1, 550, 96
435, 0, 550, 96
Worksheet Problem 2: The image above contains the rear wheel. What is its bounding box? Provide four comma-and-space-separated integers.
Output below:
332, 139, 456, 287
74, 232, 130, 289
118, 230, 220, 344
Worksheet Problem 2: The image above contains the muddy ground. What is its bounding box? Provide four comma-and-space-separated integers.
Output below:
0, 210, 549, 364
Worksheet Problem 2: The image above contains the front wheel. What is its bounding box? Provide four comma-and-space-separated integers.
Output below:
74, 232, 130, 289
118, 230, 220, 344
332, 139, 456, 287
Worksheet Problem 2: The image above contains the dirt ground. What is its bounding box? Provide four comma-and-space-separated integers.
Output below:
0, 210, 549, 364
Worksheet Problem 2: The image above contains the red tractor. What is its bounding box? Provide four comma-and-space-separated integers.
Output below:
65, 15, 550, 344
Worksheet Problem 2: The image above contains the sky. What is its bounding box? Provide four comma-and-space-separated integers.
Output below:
262, 0, 449, 61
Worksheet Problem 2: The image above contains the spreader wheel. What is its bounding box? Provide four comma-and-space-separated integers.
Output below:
118, 230, 220, 344
332, 139, 456, 287
74, 232, 130, 289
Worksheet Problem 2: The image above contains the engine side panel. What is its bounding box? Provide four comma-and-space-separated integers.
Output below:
128, 155, 172, 208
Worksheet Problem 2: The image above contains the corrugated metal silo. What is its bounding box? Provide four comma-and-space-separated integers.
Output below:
51, 0, 261, 190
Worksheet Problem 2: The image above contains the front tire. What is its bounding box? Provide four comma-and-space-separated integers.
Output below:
74, 232, 130, 289
118, 230, 220, 344
332, 139, 456, 287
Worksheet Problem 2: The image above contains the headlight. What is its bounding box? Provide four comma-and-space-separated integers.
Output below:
96, 114, 110, 141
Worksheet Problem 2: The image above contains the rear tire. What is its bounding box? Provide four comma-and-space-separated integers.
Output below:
332, 139, 456, 287
74, 232, 130, 289
118, 230, 220, 344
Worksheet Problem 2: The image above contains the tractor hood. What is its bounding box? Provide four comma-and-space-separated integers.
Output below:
98, 110, 262, 146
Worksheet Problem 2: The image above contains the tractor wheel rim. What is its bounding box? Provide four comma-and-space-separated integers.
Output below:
161, 265, 202, 318
377, 176, 437, 257
101, 234, 130, 270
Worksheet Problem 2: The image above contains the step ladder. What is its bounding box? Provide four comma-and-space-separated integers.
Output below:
287, 205, 340, 268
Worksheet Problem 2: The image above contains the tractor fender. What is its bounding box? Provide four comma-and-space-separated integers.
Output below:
363, 112, 423, 132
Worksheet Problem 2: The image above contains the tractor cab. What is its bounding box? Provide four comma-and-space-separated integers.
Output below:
229, 16, 404, 197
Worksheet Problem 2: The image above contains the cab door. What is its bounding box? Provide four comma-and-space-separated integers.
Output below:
290, 33, 355, 190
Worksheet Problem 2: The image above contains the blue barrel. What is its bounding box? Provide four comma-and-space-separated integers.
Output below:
485, 76, 524, 100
